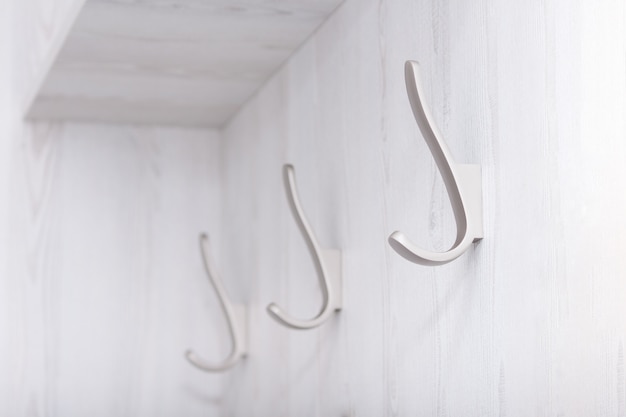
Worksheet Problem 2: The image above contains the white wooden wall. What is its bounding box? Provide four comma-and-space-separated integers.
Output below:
1, 1, 228, 415
219, 0, 626, 416
2, 123, 225, 416
3, 0, 626, 416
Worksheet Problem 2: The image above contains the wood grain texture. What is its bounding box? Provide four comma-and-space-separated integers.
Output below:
4, 1, 231, 415
26, 0, 344, 127
218, 0, 626, 415
4, 0, 626, 415
12, 0, 87, 112
0, 122, 225, 416
2, 4, 228, 404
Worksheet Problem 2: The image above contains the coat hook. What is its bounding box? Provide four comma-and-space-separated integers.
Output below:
266, 164, 342, 330
185, 233, 247, 371
388, 61, 483, 266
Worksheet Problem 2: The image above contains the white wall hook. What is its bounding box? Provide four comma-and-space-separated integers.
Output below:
185, 233, 247, 372
266, 164, 342, 330
388, 61, 483, 266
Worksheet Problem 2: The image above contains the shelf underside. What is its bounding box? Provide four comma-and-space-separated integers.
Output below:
27, 0, 343, 127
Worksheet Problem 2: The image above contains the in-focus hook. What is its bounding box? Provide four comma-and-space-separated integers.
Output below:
267, 164, 342, 329
388, 61, 483, 266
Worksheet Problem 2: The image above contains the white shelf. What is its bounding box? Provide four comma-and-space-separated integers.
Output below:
26, 0, 343, 127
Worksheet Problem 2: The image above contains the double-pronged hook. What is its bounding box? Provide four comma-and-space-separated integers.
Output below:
388, 61, 483, 266
186, 233, 247, 372
266, 164, 342, 330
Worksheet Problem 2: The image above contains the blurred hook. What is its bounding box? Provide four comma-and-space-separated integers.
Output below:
186, 233, 246, 371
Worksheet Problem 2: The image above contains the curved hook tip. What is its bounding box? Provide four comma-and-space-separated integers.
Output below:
404, 60, 421, 81
185, 349, 202, 368
199, 233, 210, 253
266, 303, 284, 322
266, 302, 320, 330
185, 349, 237, 372
388, 230, 474, 266
405, 59, 419, 69
283, 164, 295, 188
388, 231, 423, 264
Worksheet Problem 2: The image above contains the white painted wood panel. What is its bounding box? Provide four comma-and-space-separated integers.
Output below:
3, 0, 626, 415
0, 122, 226, 416
27, 0, 344, 127
3, 0, 233, 415
4, 0, 235, 415
218, 0, 626, 415
11, 0, 87, 111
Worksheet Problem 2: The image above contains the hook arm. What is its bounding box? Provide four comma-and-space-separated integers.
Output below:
185, 233, 246, 372
266, 164, 342, 330
388, 61, 483, 266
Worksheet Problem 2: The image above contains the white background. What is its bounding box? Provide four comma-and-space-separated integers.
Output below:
2, 0, 626, 416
